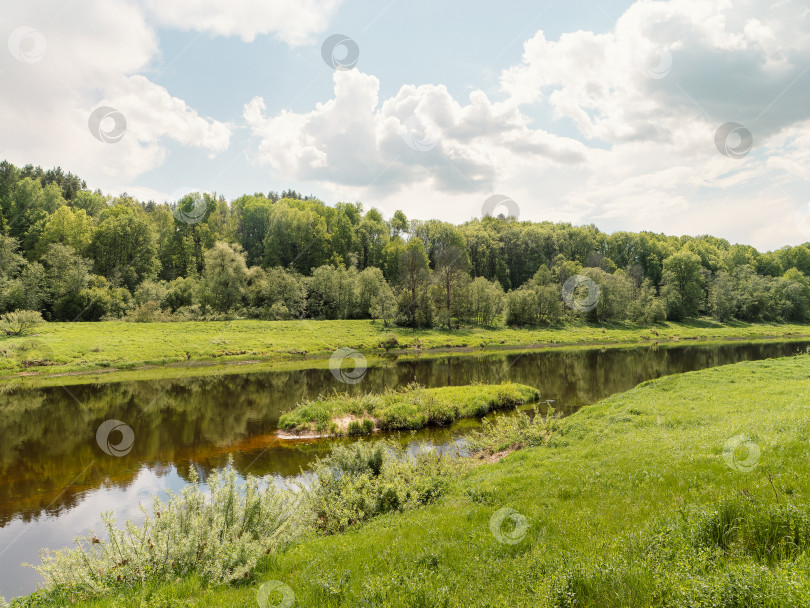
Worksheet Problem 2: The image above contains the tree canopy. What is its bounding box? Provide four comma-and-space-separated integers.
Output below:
1, 160, 808, 327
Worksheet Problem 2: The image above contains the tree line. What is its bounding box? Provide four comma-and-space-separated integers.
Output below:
1, 159, 809, 328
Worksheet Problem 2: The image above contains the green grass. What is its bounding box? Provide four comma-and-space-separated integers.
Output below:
13, 354, 810, 607
277, 383, 540, 435
1, 318, 809, 388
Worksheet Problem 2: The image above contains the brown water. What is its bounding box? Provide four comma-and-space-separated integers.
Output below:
1, 339, 808, 598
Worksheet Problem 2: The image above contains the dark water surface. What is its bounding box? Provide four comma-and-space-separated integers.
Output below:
1, 339, 808, 598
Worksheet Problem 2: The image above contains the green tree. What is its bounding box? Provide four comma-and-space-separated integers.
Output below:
356, 267, 390, 318
89, 206, 160, 291
198, 242, 248, 313
1, 261, 47, 312
247, 266, 306, 319
36, 205, 94, 257
165, 277, 197, 312
467, 277, 504, 326
306, 265, 358, 319
398, 238, 430, 327
435, 244, 470, 327
8, 178, 65, 251
661, 251, 704, 320
357, 208, 389, 269
263, 201, 329, 273
41, 243, 92, 320
708, 271, 737, 321
390, 210, 409, 238
79, 275, 133, 321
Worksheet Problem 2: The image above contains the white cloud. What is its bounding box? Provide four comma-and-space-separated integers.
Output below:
244, 69, 588, 196
240, 0, 810, 248
499, 0, 810, 249
0, 0, 232, 187
140, 0, 345, 45
502, 0, 810, 143
240, 0, 810, 250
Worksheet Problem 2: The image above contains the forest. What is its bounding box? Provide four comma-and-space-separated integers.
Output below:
2, 159, 810, 328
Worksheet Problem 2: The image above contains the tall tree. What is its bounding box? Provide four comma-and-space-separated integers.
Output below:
661, 250, 705, 320
198, 242, 248, 313
398, 238, 430, 327
89, 205, 160, 291
435, 244, 470, 327
36, 205, 94, 257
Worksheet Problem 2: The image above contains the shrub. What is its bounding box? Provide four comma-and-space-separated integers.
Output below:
0, 310, 44, 336
303, 441, 451, 534
466, 405, 557, 456
124, 300, 171, 322
30, 462, 305, 598
379, 333, 400, 350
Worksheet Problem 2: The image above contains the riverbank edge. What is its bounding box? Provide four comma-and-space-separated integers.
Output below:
2, 329, 809, 390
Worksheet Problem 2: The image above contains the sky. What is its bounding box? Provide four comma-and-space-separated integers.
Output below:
1, 0, 809, 251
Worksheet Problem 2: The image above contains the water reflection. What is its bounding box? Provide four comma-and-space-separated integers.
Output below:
0, 340, 808, 598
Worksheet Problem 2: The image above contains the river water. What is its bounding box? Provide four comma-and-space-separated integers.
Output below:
1, 339, 808, 598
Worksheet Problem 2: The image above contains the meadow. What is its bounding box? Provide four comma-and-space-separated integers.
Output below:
10, 354, 810, 607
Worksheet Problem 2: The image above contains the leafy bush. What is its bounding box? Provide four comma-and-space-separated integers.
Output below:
378, 332, 400, 350
0, 310, 44, 336
466, 405, 557, 456
303, 441, 451, 534
31, 462, 305, 598
124, 300, 171, 322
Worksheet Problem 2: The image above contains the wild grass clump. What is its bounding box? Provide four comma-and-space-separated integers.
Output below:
548, 497, 810, 607
347, 418, 375, 436
465, 405, 557, 456
303, 440, 452, 534
278, 382, 540, 435
687, 496, 810, 564
30, 462, 305, 598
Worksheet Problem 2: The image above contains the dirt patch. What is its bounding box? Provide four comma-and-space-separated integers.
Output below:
477, 447, 517, 464
275, 430, 330, 440
276, 414, 379, 440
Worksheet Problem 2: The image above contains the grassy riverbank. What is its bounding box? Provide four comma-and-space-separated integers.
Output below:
13, 354, 810, 607
277, 383, 539, 436
1, 318, 809, 388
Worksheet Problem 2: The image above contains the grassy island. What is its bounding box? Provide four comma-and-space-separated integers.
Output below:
277, 382, 540, 437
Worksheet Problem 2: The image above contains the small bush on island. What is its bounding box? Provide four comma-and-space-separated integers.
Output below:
347, 418, 375, 436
